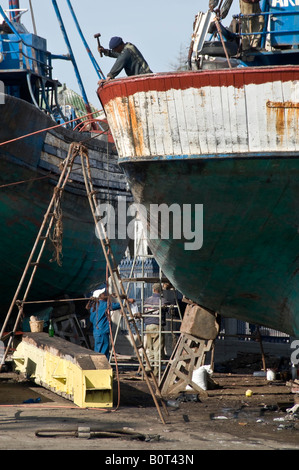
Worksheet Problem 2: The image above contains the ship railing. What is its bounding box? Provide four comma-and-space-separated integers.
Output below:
191, 8, 299, 68
233, 10, 299, 48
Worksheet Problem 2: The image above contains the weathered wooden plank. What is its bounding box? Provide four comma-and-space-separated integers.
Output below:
100, 68, 299, 160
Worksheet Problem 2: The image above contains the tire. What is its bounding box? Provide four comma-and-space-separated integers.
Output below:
200, 41, 238, 57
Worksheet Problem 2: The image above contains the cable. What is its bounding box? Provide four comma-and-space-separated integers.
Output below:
0, 172, 52, 189
0, 110, 101, 148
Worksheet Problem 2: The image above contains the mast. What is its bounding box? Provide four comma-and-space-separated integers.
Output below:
51, 0, 94, 119
66, 0, 105, 80
9, 0, 20, 22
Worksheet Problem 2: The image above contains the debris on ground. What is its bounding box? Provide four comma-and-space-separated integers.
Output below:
0, 349, 299, 450
215, 352, 291, 376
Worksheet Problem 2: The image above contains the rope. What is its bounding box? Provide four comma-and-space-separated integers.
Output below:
106, 262, 121, 412
214, 17, 232, 69
0, 110, 108, 191
0, 110, 101, 148
0, 172, 52, 189
49, 200, 63, 266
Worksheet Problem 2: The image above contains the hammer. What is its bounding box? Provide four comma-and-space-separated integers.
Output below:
94, 33, 103, 57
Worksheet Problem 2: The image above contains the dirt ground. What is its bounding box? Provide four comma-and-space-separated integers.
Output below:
0, 362, 298, 454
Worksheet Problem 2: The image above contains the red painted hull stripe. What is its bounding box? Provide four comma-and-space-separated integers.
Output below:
98, 67, 299, 106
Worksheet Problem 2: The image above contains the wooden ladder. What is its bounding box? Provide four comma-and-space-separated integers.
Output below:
0, 142, 80, 365
0, 142, 168, 424
79, 146, 168, 424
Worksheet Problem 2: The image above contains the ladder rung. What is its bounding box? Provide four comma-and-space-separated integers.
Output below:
30, 262, 39, 266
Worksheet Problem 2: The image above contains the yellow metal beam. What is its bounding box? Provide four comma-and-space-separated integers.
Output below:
13, 333, 113, 408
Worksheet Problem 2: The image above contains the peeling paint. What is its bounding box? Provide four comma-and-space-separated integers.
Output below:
128, 95, 145, 156
102, 72, 299, 159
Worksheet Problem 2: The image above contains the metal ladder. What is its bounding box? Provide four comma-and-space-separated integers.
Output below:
0, 142, 168, 424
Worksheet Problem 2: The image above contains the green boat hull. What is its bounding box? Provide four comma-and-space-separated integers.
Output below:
0, 159, 127, 311
0, 95, 129, 319
121, 156, 299, 338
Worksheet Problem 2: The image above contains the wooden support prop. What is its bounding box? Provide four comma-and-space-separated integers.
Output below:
159, 303, 218, 397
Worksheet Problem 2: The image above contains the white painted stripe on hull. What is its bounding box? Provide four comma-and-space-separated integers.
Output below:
104, 80, 299, 159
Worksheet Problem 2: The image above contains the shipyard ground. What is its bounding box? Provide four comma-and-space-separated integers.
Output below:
0, 366, 298, 454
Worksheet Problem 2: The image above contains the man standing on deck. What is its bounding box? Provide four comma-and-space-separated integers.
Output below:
98, 36, 152, 83
239, 0, 265, 51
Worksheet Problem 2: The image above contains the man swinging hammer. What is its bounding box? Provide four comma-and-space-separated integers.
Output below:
97, 36, 152, 84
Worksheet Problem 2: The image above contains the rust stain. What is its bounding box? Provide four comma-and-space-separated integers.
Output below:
105, 102, 120, 143
110, 97, 139, 156
266, 100, 299, 146
286, 107, 296, 140
266, 100, 299, 109
128, 97, 144, 156
275, 107, 286, 143
117, 98, 131, 139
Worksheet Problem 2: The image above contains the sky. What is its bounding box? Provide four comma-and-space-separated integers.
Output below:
2, 0, 239, 110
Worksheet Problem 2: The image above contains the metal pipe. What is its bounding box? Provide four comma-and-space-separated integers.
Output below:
66, 0, 105, 79
29, 0, 37, 35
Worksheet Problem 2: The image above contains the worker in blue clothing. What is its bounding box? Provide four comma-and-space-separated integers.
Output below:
98, 36, 152, 83
89, 287, 134, 360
